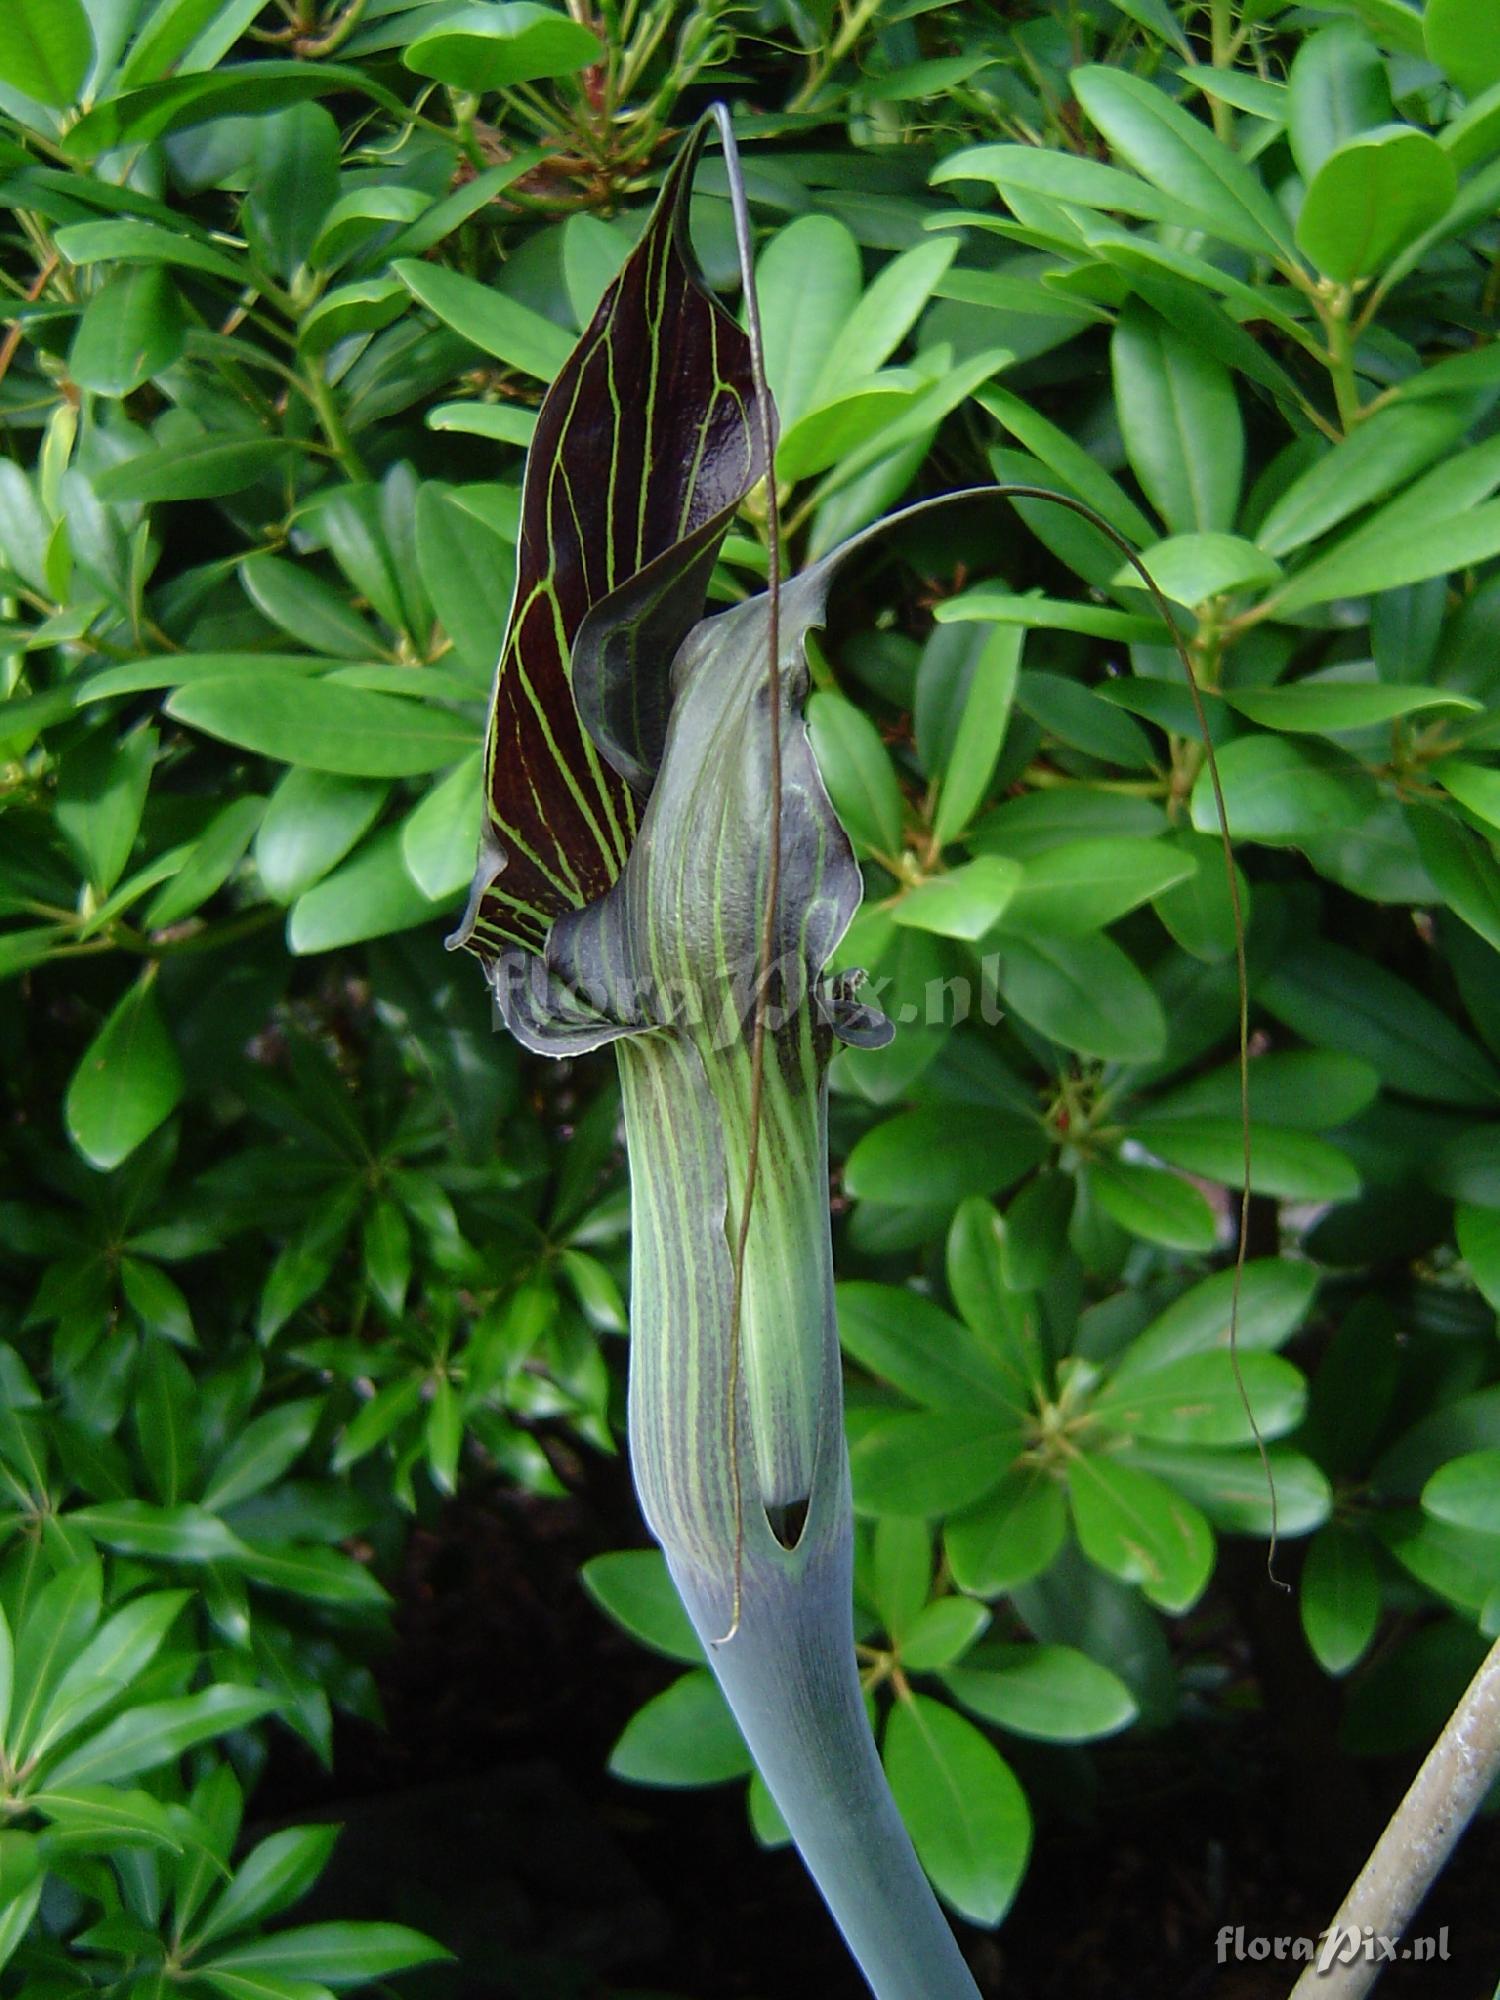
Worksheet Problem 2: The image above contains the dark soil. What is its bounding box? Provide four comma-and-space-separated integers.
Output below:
258, 1455, 1499, 2000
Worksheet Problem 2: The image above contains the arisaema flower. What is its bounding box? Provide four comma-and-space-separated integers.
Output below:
450, 108, 983, 2000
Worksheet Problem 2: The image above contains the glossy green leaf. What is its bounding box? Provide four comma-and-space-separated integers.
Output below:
62, 60, 397, 159
1091, 1160, 1218, 1252
609, 1670, 752, 1786
201, 1402, 320, 1514
1276, 500, 1500, 612
580, 1550, 703, 1664
1073, 65, 1297, 261
200, 1922, 447, 1989
144, 795, 264, 929
65, 973, 183, 1171
1288, 23, 1395, 180
815, 237, 956, 395
1123, 1443, 1329, 1536
994, 930, 1166, 1062
1128, 532, 1280, 606
883, 1695, 1030, 1926
890, 857, 1022, 940
289, 828, 444, 954
928, 624, 1022, 848
1131, 1116, 1360, 1201
808, 690, 905, 856
54, 216, 246, 284
192, 1825, 341, 1950
942, 1643, 1137, 1742
945, 1469, 1068, 1597
393, 258, 572, 381
1259, 940, 1500, 1105
1068, 1456, 1215, 1612
404, 3, 599, 90
1228, 681, 1478, 734
757, 214, 863, 430
998, 838, 1196, 935
933, 141, 1220, 237
1189, 734, 1371, 843
1457, 1204, 1500, 1310
1149, 1048, 1379, 1130
0, 0, 92, 106
1424, 1448, 1500, 1534
1116, 1259, 1318, 1379
1409, 807, 1500, 952
55, 724, 154, 895
44, 1685, 277, 1788
401, 754, 483, 902
1297, 127, 1456, 280
414, 482, 516, 680
253, 769, 387, 903
869, 1518, 931, 1644
1014, 672, 1156, 768
95, 438, 300, 504
1300, 1523, 1381, 1675
167, 675, 475, 777
1433, 759, 1500, 835
837, 1282, 1028, 1415
70, 264, 185, 396
1255, 399, 1476, 558
246, 101, 338, 284
851, 1410, 1015, 1518
240, 558, 384, 663
1112, 305, 1243, 534
1095, 1349, 1307, 1446
845, 1107, 1048, 1209
901, 1598, 990, 1672
1425, 0, 1500, 97
297, 278, 408, 357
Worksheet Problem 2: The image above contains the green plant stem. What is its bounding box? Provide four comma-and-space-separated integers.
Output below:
1207, 0, 1237, 141
1324, 287, 1362, 433
787, 0, 887, 112
301, 365, 367, 481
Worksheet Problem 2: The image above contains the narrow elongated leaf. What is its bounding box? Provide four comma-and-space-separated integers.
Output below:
193, 1825, 341, 1949
1112, 306, 1242, 535
392, 260, 572, 380
1072, 65, 1298, 263
62, 61, 398, 159
202, 1923, 448, 1989
167, 675, 475, 776
43, 1685, 277, 1787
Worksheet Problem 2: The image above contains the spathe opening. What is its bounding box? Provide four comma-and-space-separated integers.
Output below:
764, 1495, 810, 1551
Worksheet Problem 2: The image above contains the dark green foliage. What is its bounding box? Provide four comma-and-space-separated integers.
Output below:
2, 0, 1500, 1976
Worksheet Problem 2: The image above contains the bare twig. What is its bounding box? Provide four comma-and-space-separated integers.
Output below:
1289, 1636, 1500, 1998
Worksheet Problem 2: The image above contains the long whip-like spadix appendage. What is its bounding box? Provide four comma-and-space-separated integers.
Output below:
448, 108, 1257, 2000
